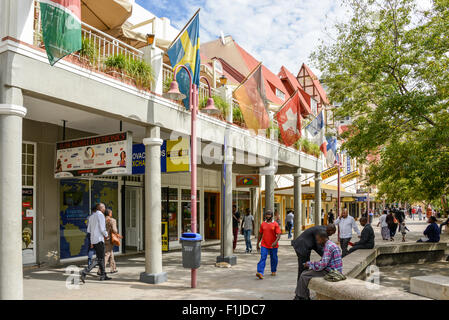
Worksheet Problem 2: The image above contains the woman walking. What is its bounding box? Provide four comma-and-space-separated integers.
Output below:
104, 209, 118, 273
377, 210, 390, 241
386, 210, 397, 241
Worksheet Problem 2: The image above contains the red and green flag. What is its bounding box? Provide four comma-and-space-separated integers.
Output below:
233, 62, 270, 132
39, 0, 82, 66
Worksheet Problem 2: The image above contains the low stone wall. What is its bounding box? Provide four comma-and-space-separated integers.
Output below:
309, 242, 448, 300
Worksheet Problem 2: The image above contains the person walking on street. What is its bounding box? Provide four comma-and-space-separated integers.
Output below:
104, 209, 118, 274
399, 222, 410, 242
241, 208, 255, 253
86, 206, 97, 268
294, 229, 343, 300
274, 210, 282, 231
368, 209, 374, 224
232, 205, 241, 252
327, 209, 334, 224
386, 210, 397, 241
347, 217, 374, 254
377, 210, 390, 240
256, 210, 281, 279
285, 210, 294, 239
81, 203, 110, 282
334, 209, 360, 257
291, 224, 336, 298
417, 206, 423, 220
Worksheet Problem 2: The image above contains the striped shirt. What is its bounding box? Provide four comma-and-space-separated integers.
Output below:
307, 240, 343, 273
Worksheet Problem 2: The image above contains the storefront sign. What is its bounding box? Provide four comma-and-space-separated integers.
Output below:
342, 197, 355, 202
236, 175, 260, 187
132, 138, 190, 174
161, 220, 169, 252
55, 132, 133, 178
341, 170, 360, 183
321, 166, 342, 180
347, 155, 351, 173
302, 193, 327, 201
356, 196, 367, 202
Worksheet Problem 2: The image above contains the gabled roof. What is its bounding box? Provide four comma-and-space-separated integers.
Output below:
278, 66, 312, 116
201, 37, 289, 107
297, 63, 330, 106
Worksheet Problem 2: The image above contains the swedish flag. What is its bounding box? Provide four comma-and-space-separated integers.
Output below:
167, 11, 200, 110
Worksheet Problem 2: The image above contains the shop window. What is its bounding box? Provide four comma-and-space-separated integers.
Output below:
22, 143, 35, 187
182, 189, 200, 233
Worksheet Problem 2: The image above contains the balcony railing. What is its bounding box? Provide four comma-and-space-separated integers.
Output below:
33, 1, 144, 76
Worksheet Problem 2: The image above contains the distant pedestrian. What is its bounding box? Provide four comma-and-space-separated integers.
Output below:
377, 210, 390, 240
274, 210, 282, 231
104, 209, 118, 274
347, 217, 375, 254
399, 222, 410, 242
81, 203, 111, 282
321, 209, 325, 225
294, 229, 343, 300
285, 210, 294, 239
368, 209, 374, 224
334, 209, 360, 257
256, 210, 281, 279
417, 216, 440, 243
232, 205, 241, 252
241, 208, 255, 253
386, 211, 397, 241
417, 206, 423, 220
327, 209, 334, 224
412, 207, 416, 220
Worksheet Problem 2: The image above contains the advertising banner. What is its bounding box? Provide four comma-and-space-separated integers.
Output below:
132, 138, 190, 174
161, 220, 169, 252
55, 132, 132, 178
236, 175, 260, 187
347, 155, 351, 173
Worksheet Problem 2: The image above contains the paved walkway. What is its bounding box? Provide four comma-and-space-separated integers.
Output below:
23, 217, 448, 300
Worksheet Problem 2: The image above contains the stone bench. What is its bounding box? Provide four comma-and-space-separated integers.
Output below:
410, 275, 449, 300
308, 242, 448, 300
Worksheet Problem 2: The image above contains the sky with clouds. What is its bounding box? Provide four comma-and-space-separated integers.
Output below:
135, 0, 351, 76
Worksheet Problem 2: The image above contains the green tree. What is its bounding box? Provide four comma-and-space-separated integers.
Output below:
312, 0, 449, 203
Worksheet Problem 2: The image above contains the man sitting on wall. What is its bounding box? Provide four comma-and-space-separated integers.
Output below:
347, 217, 375, 255
295, 229, 343, 300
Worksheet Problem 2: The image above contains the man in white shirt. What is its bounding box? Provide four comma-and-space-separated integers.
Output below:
285, 211, 294, 239
81, 203, 111, 282
334, 208, 360, 257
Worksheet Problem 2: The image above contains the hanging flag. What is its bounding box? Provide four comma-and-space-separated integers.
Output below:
39, 0, 82, 66
233, 63, 270, 132
167, 10, 201, 110
275, 89, 302, 146
305, 110, 327, 156
326, 136, 337, 167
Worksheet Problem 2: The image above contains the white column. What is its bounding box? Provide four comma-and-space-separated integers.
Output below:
217, 145, 236, 265
314, 173, 322, 226
143, 46, 164, 95
293, 169, 302, 239
0, 103, 27, 300
140, 126, 167, 284
265, 172, 275, 213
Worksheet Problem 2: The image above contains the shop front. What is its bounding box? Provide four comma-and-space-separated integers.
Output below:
22, 142, 36, 265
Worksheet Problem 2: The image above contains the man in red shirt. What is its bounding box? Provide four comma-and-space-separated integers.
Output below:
256, 210, 281, 279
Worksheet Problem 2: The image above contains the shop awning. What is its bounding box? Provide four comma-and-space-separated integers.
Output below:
81, 0, 133, 31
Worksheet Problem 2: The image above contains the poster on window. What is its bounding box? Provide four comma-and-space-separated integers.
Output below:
55, 132, 132, 178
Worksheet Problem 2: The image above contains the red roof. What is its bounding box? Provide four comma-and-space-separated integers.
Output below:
299, 63, 330, 105
278, 66, 312, 116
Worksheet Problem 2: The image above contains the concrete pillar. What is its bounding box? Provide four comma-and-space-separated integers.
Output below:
0, 101, 27, 300
314, 173, 322, 226
140, 126, 167, 284
217, 144, 236, 265
293, 169, 302, 239
143, 46, 164, 95
1, 0, 34, 44
264, 171, 275, 214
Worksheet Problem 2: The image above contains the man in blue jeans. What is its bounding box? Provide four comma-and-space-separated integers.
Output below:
256, 210, 281, 279
241, 208, 255, 253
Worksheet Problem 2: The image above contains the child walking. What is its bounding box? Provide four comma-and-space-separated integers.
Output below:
399, 222, 410, 242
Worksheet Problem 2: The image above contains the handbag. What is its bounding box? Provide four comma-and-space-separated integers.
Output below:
111, 232, 123, 246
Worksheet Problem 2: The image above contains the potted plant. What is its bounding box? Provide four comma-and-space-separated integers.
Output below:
79, 37, 99, 68
199, 95, 229, 119
104, 54, 128, 79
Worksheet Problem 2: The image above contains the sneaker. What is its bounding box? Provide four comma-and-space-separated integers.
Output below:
80, 271, 86, 284
110, 270, 118, 274
256, 272, 264, 279
100, 275, 112, 281
271, 272, 276, 276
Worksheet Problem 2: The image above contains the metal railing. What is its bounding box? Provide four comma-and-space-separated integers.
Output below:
33, 0, 143, 74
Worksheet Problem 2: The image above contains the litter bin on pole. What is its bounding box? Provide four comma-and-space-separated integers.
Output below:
180, 232, 202, 269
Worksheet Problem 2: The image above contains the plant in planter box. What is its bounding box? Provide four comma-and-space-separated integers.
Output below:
79, 37, 99, 66
125, 58, 155, 89
310, 143, 321, 157
199, 95, 229, 118
163, 75, 173, 93
232, 105, 244, 125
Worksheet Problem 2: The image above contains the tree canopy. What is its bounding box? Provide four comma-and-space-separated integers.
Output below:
312, 0, 449, 204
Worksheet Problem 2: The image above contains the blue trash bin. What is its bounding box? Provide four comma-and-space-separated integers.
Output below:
180, 232, 202, 269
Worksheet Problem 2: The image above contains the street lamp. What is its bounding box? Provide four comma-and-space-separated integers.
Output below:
163, 65, 219, 289
219, 74, 228, 87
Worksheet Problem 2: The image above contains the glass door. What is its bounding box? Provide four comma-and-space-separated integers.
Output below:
22, 142, 36, 265
125, 187, 142, 251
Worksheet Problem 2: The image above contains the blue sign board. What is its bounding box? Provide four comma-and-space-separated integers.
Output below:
347, 155, 351, 174
356, 197, 367, 202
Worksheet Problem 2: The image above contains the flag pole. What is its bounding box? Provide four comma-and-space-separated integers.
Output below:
167, 8, 201, 50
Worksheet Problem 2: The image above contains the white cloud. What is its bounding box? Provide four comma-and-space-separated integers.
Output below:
165, 0, 350, 77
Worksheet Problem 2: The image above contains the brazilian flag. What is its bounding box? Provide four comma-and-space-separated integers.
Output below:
167, 11, 200, 110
